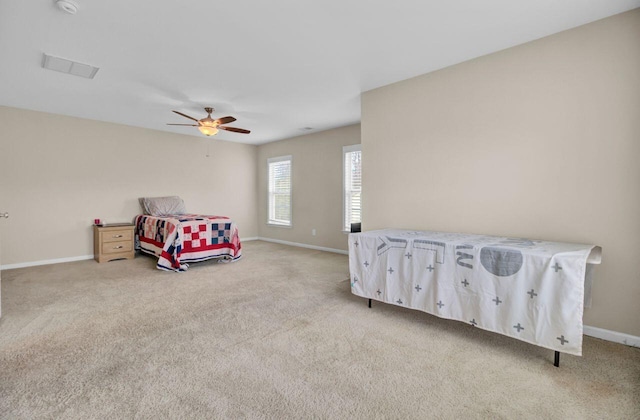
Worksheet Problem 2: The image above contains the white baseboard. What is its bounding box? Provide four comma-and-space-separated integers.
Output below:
1, 255, 94, 270
0, 237, 344, 270
583, 325, 640, 348
0, 237, 258, 270
256, 237, 348, 255
3, 244, 638, 351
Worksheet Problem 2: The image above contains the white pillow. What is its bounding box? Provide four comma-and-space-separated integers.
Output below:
141, 196, 187, 216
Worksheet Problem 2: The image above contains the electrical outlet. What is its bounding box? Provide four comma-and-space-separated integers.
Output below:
312, 229, 316, 236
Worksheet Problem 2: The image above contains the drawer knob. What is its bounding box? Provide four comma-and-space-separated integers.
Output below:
114, 245, 124, 249
113, 234, 124, 238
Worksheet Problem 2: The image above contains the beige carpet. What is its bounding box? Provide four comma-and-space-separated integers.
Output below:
1, 241, 638, 419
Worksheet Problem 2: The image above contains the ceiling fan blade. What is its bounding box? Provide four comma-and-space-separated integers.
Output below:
167, 123, 199, 126
215, 116, 236, 125
219, 126, 251, 134
172, 110, 199, 122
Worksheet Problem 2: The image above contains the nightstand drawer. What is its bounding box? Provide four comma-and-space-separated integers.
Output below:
102, 229, 133, 243
101, 240, 133, 254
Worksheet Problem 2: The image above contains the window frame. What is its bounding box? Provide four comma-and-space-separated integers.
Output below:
267, 155, 293, 228
342, 144, 362, 232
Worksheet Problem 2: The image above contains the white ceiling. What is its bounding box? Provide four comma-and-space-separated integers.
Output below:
1, 1, 638, 145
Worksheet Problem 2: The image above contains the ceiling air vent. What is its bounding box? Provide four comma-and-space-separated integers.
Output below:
42, 53, 99, 79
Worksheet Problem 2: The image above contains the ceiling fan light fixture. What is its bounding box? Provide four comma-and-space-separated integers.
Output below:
198, 125, 218, 136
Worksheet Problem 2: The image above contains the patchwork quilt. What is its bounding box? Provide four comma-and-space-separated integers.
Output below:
135, 214, 242, 272
349, 229, 601, 356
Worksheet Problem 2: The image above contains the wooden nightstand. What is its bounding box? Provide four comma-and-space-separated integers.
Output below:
93, 223, 135, 263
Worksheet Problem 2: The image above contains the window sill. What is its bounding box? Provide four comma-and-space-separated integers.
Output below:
267, 223, 293, 229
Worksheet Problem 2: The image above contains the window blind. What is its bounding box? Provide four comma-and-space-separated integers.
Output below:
344, 145, 362, 231
268, 156, 292, 226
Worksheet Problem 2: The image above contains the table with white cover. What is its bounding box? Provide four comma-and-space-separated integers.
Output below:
348, 229, 601, 363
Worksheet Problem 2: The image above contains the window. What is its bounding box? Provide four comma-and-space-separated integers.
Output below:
268, 155, 292, 226
343, 145, 362, 231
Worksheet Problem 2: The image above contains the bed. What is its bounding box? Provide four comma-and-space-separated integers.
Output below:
349, 229, 601, 363
135, 214, 242, 271
134, 196, 242, 271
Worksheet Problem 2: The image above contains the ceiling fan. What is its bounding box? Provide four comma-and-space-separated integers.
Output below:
167, 107, 251, 136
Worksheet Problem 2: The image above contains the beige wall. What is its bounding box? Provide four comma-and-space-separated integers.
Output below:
0, 106, 258, 266
362, 10, 640, 336
257, 124, 361, 251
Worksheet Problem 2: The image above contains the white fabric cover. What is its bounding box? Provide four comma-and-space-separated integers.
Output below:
348, 229, 601, 356
140, 196, 186, 216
